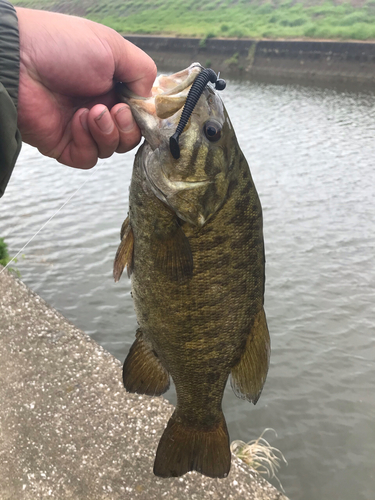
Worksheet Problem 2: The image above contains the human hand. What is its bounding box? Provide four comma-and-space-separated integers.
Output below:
15, 8, 157, 168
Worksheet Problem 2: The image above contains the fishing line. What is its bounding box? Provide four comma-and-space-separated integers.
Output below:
0, 170, 94, 275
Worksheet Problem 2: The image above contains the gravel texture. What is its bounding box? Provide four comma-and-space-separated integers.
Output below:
0, 267, 288, 500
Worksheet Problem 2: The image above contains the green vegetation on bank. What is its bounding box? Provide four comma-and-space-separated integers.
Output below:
0, 238, 11, 268
0, 237, 19, 275
14, 0, 375, 40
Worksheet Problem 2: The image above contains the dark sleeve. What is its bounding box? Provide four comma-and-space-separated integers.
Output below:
0, 0, 22, 198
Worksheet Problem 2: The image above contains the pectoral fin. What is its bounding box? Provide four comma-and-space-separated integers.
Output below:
113, 216, 134, 281
230, 308, 270, 404
153, 220, 193, 282
123, 330, 170, 396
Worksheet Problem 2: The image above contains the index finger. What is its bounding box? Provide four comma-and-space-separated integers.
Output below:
112, 36, 157, 97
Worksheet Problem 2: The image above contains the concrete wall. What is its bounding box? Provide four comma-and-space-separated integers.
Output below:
125, 35, 375, 84
0, 267, 288, 500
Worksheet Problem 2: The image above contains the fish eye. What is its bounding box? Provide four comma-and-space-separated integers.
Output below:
204, 121, 222, 142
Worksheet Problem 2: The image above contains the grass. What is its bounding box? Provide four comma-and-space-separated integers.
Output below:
13, 0, 375, 40
0, 238, 19, 276
0, 238, 11, 268
231, 428, 288, 493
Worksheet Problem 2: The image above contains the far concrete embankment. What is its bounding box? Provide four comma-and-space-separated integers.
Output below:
0, 267, 287, 500
125, 35, 375, 84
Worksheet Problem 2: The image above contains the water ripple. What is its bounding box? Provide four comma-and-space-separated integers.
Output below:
1, 78, 375, 500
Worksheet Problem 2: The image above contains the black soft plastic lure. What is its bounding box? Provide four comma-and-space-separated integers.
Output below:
169, 68, 226, 160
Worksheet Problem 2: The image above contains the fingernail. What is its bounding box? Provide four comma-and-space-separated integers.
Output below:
115, 106, 136, 133
95, 108, 114, 134
80, 109, 89, 132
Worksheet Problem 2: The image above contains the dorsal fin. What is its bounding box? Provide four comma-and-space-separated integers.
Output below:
230, 308, 270, 404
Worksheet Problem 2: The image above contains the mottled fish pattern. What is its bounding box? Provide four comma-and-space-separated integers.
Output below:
114, 64, 270, 479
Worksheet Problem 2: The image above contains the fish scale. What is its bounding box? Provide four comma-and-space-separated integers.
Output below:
114, 64, 270, 478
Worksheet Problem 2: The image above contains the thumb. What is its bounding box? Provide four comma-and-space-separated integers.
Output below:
111, 34, 157, 97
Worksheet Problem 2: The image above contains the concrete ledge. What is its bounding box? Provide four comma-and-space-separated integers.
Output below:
0, 267, 287, 500
124, 35, 375, 84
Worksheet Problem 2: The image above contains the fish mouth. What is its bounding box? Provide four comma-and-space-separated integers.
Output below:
116, 63, 204, 148
118, 63, 203, 101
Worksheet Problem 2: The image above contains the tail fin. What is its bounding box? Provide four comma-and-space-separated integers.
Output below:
153, 411, 231, 478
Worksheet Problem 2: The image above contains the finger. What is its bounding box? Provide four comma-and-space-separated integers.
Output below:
111, 104, 141, 154
57, 109, 99, 169
112, 36, 157, 97
87, 104, 120, 159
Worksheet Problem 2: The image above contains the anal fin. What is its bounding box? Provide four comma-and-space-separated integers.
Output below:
230, 308, 270, 404
113, 216, 134, 282
154, 410, 231, 478
123, 330, 170, 396
120, 216, 130, 240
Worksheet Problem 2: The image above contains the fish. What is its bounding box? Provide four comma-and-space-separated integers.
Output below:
114, 63, 270, 479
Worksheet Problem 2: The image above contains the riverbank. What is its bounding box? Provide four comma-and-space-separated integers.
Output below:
15, 0, 375, 41
125, 35, 375, 84
0, 266, 287, 500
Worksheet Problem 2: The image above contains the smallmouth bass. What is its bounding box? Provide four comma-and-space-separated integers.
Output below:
114, 63, 270, 479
